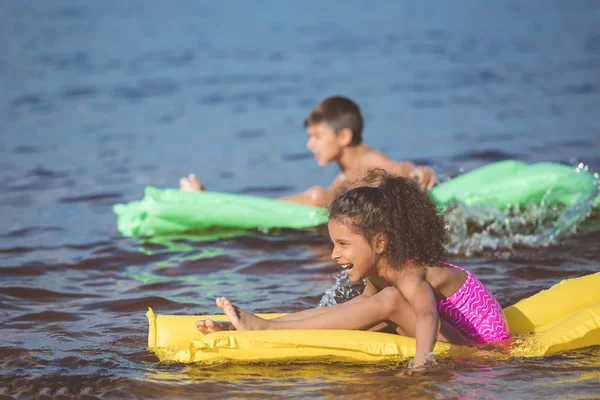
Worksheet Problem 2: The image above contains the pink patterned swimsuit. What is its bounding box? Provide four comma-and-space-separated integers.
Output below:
436, 263, 510, 344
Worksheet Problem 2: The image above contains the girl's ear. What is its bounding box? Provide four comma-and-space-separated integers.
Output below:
373, 233, 387, 254
337, 128, 353, 146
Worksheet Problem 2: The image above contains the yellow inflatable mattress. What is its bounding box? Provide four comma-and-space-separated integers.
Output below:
147, 272, 600, 364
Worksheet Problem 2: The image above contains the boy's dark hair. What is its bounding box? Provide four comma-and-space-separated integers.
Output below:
329, 170, 447, 267
304, 96, 364, 145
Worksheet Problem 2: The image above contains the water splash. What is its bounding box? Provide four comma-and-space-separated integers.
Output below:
317, 271, 362, 307
407, 352, 437, 369
444, 172, 599, 256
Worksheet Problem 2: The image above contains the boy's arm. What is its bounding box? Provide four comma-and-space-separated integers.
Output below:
279, 172, 347, 207
279, 185, 331, 207
364, 154, 436, 189
410, 166, 436, 190
400, 272, 440, 368
181, 172, 332, 207
327, 173, 347, 194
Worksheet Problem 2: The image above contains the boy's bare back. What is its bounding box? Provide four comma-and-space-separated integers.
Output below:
331, 144, 434, 192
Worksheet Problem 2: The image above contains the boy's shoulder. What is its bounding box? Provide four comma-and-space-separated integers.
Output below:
356, 146, 394, 167
350, 145, 416, 179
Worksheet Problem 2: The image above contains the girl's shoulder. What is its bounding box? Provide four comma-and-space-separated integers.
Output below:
400, 260, 454, 286
397, 264, 428, 284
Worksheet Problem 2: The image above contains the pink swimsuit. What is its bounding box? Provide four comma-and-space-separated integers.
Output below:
436, 262, 510, 344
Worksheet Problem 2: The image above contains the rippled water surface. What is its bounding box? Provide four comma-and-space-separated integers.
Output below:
1, 1, 599, 398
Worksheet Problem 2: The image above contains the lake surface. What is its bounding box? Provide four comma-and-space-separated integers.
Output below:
1, 1, 599, 398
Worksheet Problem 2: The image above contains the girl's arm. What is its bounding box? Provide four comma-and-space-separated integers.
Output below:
400, 273, 440, 368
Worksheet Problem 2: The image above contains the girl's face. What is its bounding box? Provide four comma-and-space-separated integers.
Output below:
328, 217, 379, 282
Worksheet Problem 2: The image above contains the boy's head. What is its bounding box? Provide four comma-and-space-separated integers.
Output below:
304, 96, 364, 166
304, 96, 363, 144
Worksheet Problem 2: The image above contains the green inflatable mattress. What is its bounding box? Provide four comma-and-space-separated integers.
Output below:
114, 160, 598, 237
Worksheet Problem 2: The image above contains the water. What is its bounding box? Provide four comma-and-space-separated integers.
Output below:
1, 0, 600, 398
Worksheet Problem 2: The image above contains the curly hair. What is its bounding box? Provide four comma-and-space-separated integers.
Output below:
328, 170, 447, 268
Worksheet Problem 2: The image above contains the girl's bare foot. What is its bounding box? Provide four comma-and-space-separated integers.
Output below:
180, 173, 205, 191
195, 318, 232, 334
215, 297, 269, 331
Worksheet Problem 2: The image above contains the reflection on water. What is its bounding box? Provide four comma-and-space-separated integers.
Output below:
1, 0, 600, 398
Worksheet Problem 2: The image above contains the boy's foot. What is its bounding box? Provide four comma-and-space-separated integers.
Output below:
180, 173, 205, 191
195, 318, 232, 334
215, 297, 268, 331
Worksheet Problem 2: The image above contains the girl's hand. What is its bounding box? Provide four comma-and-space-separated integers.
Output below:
409, 351, 436, 370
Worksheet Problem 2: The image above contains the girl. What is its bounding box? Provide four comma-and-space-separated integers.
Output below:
196, 172, 510, 368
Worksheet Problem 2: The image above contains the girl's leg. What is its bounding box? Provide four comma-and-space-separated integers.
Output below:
217, 287, 466, 344
196, 293, 369, 333
203, 289, 467, 344
273, 294, 367, 321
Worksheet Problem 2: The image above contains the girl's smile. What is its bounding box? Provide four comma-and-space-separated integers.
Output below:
328, 218, 379, 282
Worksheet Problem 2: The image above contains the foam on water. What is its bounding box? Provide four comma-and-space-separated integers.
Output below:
444, 166, 599, 256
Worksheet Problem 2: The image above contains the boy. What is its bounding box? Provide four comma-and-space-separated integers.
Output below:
180, 96, 436, 207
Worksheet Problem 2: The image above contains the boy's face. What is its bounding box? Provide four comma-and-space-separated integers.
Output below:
306, 122, 345, 166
